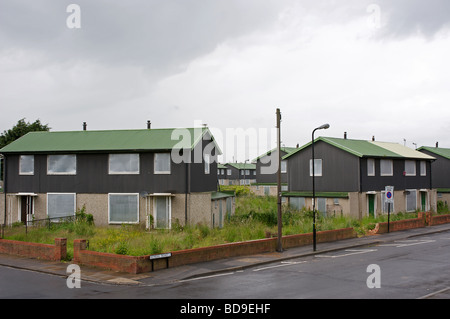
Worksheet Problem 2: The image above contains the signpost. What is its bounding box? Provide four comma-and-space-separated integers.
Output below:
149, 252, 172, 271
385, 186, 394, 233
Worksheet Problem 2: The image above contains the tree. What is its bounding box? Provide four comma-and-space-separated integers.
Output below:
0, 119, 50, 183
0, 118, 50, 149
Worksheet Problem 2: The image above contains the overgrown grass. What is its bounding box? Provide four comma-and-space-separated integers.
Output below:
2, 195, 423, 257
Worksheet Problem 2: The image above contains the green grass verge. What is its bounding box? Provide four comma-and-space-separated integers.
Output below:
2, 195, 422, 257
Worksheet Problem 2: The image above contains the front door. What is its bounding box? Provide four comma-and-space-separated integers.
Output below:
20, 196, 34, 225
154, 196, 171, 229
368, 194, 375, 218
421, 192, 427, 211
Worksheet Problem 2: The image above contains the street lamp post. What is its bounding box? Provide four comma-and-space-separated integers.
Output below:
312, 123, 330, 251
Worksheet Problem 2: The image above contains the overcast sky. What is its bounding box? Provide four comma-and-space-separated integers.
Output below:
1, 0, 449, 162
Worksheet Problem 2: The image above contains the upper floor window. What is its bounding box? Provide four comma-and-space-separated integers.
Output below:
367, 159, 375, 176
404, 160, 416, 176
109, 154, 139, 174
420, 161, 427, 176
204, 154, 211, 174
154, 153, 171, 174
19, 155, 34, 175
47, 155, 76, 175
380, 159, 393, 176
281, 160, 287, 173
309, 159, 322, 176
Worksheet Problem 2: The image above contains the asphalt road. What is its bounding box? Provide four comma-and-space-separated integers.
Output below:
1, 230, 449, 301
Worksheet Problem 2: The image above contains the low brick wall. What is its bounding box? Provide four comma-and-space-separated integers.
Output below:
0, 238, 67, 261
369, 217, 426, 234
430, 214, 450, 226
369, 213, 450, 234
73, 239, 150, 274
72, 228, 356, 274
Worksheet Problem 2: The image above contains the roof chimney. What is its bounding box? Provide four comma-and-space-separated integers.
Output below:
372, 136, 375, 141
344, 132, 347, 139
147, 120, 151, 129
436, 142, 439, 148
83, 122, 87, 131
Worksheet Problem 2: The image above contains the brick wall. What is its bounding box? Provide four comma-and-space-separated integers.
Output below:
71, 228, 356, 274
0, 237, 67, 261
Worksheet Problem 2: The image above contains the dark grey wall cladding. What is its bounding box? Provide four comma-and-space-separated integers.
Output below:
5, 136, 218, 194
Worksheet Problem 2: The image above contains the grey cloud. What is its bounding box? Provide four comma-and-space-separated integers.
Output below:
0, 0, 288, 77
375, 0, 450, 38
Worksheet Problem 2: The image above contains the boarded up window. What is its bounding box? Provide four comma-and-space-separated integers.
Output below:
154, 153, 171, 174
405, 160, 416, 176
406, 190, 417, 212
47, 193, 75, 219
20, 155, 34, 175
109, 194, 139, 223
380, 159, 393, 176
48, 155, 76, 174
109, 154, 139, 174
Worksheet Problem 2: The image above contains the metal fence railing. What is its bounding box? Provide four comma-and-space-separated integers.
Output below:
25, 215, 77, 233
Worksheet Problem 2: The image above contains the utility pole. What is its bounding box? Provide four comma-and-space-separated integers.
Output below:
276, 108, 283, 252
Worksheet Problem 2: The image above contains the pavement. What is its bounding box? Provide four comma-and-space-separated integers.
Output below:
1, 223, 450, 287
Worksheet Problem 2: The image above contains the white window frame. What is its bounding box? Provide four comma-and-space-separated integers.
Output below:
204, 154, 211, 174
154, 153, 171, 174
405, 160, 416, 176
405, 189, 417, 212
420, 161, 427, 176
309, 159, 322, 177
281, 160, 287, 173
367, 158, 375, 176
46, 193, 76, 219
108, 193, 139, 224
19, 155, 34, 175
47, 155, 77, 175
108, 153, 140, 175
227, 169, 232, 176
380, 159, 393, 176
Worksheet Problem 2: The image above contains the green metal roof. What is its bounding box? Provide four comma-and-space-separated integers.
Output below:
282, 191, 349, 198
225, 162, 256, 170
252, 146, 299, 162
211, 191, 235, 200
417, 146, 450, 160
0, 127, 222, 154
283, 137, 435, 160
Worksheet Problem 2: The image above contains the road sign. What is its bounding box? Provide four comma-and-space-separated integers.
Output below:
385, 186, 394, 204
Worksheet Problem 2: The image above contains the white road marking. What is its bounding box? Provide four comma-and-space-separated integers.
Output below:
417, 286, 450, 299
378, 239, 435, 248
253, 261, 306, 272
178, 272, 235, 282
315, 249, 377, 258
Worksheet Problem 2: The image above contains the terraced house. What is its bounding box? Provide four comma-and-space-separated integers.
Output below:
251, 146, 298, 196
0, 126, 235, 229
217, 162, 256, 186
418, 145, 450, 206
283, 136, 437, 218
